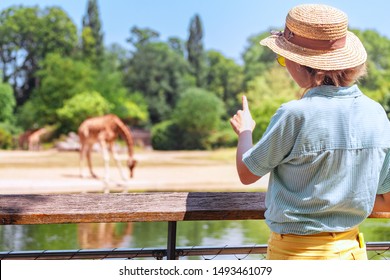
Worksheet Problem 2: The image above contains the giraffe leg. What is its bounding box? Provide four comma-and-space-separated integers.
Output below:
100, 140, 111, 183
79, 146, 85, 178
99, 141, 111, 194
109, 143, 129, 193
28, 140, 34, 151
79, 144, 89, 178
109, 142, 127, 181
86, 145, 98, 179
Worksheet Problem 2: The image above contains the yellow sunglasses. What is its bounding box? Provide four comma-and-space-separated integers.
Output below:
276, 54, 286, 67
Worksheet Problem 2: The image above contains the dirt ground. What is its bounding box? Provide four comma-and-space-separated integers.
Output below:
0, 149, 269, 194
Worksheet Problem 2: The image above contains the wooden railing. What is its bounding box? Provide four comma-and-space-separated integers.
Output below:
0, 192, 389, 259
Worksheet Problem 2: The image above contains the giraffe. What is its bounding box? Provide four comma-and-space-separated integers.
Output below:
18, 128, 48, 151
78, 114, 137, 186
28, 127, 48, 151
18, 130, 35, 150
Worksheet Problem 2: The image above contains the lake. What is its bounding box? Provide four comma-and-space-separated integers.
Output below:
1, 218, 389, 260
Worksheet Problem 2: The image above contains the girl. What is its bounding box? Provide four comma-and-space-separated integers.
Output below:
230, 4, 390, 260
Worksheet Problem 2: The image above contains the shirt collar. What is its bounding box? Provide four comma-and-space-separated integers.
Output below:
304, 84, 362, 98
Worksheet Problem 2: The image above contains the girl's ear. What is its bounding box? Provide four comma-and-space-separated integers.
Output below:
285, 59, 312, 89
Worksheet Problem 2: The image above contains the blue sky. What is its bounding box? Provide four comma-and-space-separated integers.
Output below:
0, 0, 388, 63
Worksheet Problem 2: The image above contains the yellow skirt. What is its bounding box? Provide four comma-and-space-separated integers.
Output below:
266, 227, 367, 260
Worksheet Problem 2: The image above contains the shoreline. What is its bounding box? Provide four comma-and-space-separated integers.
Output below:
0, 149, 269, 194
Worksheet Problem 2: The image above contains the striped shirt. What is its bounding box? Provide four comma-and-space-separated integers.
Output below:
243, 85, 390, 235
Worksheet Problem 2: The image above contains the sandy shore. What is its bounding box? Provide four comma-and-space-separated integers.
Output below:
0, 149, 269, 194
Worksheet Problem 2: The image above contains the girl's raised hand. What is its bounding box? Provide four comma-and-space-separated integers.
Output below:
230, 95, 256, 135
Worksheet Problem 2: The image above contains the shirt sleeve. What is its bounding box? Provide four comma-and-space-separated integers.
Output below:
243, 103, 301, 177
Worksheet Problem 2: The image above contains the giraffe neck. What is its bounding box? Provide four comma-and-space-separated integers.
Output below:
113, 117, 134, 158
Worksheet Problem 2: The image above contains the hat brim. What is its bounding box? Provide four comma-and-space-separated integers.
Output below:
260, 31, 367, 70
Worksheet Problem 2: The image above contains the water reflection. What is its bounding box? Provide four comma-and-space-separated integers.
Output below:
1, 219, 389, 259
0, 223, 78, 251
78, 223, 134, 249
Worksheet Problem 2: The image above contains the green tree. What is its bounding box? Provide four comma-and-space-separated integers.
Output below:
56, 91, 111, 132
14, 98, 41, 129
172, 88, 224, 149
125, 30, 193, 123
24, 53, 96, 125
242, 32, 275, 89
0, 6, 78, 105
114, 92, 149, 126
127, 26, 159, 48
0, 81, 16, 149
96, 45, 149, 124
82, 0, 104, 68
353, 29, 390, 102
168, 36, 185, 56
18, 50, 149, 132
151, 120, 182, 150
152, 88, 225, 150
0, 82, 15, 123
0, 125, 13, 149
186, 14, 206, 87
206, 50, 244, 116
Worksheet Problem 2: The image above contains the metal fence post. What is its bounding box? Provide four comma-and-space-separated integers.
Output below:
167, 221, 177, 260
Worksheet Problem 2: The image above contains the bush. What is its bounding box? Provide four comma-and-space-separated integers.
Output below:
56, 91, 111, 133
0, 126, 14, 149
114, 92, 149, 125
151, 120, 183, 150
251, 96, 287, 141
152, 88, 229, 150
208, 121, 238, 149
172, 88, 225, 150
0, 82, 16, 124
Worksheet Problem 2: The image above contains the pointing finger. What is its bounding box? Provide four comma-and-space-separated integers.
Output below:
242, 95, 249, 111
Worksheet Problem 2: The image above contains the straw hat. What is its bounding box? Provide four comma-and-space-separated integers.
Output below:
260, 4, 367, 70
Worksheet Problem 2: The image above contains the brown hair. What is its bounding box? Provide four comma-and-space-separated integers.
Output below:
304, 63, 367, 89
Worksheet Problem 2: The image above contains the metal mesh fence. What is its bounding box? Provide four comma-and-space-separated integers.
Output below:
1, 242, 389, 260
366, 242, 390, 260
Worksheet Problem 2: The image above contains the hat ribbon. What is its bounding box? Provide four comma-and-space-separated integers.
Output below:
283, 26, 346, 51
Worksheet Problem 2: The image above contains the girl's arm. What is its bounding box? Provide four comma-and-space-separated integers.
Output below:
230, 96, 261, 185
236, 130, 261, 184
